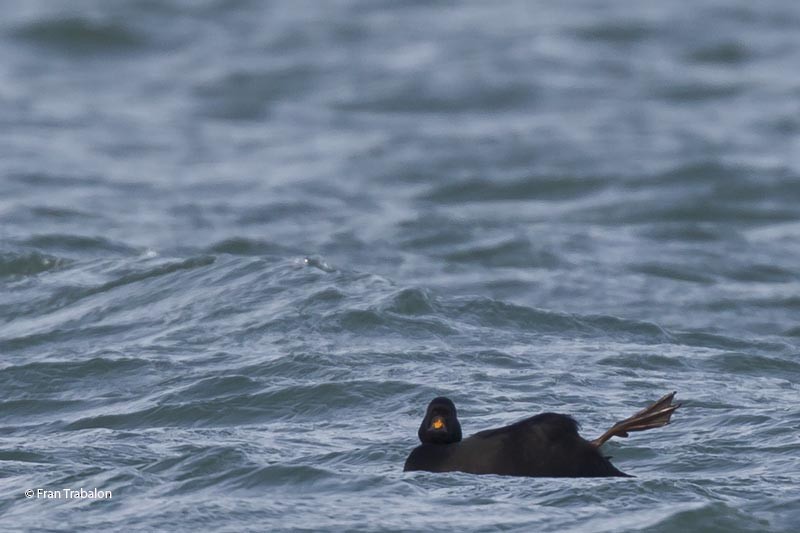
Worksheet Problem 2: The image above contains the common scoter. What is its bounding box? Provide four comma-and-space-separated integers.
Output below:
404, 392, 679, 477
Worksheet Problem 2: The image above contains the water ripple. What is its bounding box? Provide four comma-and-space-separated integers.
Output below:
13, 17, 147, 55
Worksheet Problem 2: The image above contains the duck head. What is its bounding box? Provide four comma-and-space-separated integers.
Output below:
418, 396, 462, 444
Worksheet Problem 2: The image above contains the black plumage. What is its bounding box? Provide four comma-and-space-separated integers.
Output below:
404, 393, 679, 477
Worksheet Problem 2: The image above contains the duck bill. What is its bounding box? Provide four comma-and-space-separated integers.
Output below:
430, 415, 446, 431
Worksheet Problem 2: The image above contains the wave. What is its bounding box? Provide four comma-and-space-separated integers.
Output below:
0, 251, 70, 278
12, 16, 147, 55
422, 175, 608, 203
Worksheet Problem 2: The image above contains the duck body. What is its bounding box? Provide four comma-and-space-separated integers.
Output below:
404, 393, 679, 478
404, 411, 628, 477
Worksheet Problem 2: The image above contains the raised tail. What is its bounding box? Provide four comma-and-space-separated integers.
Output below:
591, 391, 680, 448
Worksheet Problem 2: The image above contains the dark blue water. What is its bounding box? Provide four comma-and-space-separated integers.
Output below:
2, 1, 800, 531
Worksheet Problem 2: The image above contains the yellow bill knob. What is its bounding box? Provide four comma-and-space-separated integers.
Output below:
432, 418, 444, 430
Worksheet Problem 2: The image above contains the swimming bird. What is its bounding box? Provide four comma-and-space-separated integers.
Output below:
404, 392, 679, 477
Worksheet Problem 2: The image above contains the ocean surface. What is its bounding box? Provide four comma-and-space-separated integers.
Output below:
2, 0, 800, 531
